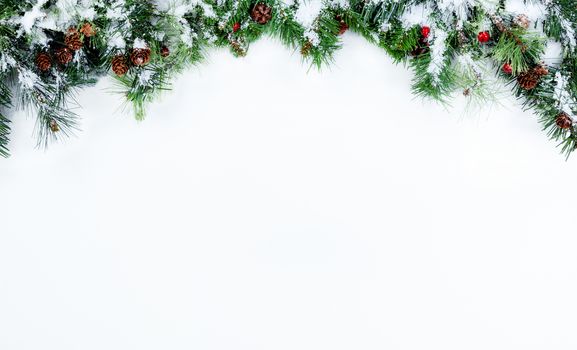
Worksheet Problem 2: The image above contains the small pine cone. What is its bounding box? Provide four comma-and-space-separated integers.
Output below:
411, 38, 430, 57
517, 71, 539, 90
517, 65, 547, 90
251, 2, 272, 25
131, 48, 151, 66
230, 41, 246, 57
534, 65, 549, 77
335, 15, 349, 35
79, 22, 96, 37
514, 14, 530, 30
54, 47, 73, 65
160, 46, 170, 58
457, 30, 468, 46
411, 47, 428, 57
301, 40, 312, 56
36, 52, 52, 71
556, 112, 573, 129
338, 22, 349, 35
49, 119, 60, 133
490, 14, 507, 32
65, 27, 83, 51
111, 55, 129, 76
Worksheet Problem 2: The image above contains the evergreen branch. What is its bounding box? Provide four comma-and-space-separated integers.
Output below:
0, 0, 576, 158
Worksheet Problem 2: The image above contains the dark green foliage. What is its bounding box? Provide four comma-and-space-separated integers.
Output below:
410, 52, 457, 103
0, 83, 11, 157
378, 23, 420, 62
518, 70, 574, 157
491, 29, 545, 75
355, 0, 414, 26
518, 61, 577, 159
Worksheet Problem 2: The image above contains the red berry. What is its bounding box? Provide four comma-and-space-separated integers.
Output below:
477, 31, 490, 43
233, 22, 241, 33
502, 63, 512, 74
421, 26, 430, 38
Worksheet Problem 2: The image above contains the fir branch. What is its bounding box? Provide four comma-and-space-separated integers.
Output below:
0, 0, 576, 158
0, 82, 11, 157
490, 17, 545, 75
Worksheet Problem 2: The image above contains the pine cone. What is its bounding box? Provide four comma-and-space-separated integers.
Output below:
65, 27, 83, 51
338, 22, 349, 35
517, 72, 539, 90
49, 119, 60, 133
131, 48, 151, 66
411, 38, 430, 57
79, 22, 96, 37
160, 46, 170, 58
534, 65, 549, 76
335, 15, 348, 35
301, 40, 312, 56
517, 65, 548, 90
230, 41, 246, 57
36, 52, 52, 71
457, 30, 468, 46
111, 55, 129, 76
514, 14, 530, 30
490, 14, 507, 32
556, 112, 573, 129
251, 3, 272, 25
54, 47, 73, 65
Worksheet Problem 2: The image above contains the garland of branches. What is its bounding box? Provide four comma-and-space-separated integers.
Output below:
0, 0, 576, 157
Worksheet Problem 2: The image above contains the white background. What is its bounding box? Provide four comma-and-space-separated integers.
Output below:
1, 34, 577, 349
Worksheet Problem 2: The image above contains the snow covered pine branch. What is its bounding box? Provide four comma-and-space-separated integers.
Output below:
0, 0, 576, 157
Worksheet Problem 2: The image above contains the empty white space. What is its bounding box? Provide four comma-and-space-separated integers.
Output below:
1, 34, 576, 350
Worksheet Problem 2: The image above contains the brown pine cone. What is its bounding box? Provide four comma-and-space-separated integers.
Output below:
230, 41, 246, 57
65, 27, 83, 51
556, 112, 573, 129
111, 55, 129, 76
534, 65, 549, 76
251, 2, 272, 25
54, 47, 73, 65
131, 48, 151, 66
517, 65, 549, 90
160, 46, 170, 58
335, 15, 349, 35
514, 14, 530, 30
79, 22, 96, 37
411, 38, 430, 57
338, 22, 349, 35
36, 52, 52, 71
49, 119, 60, 133
517, 72, 539, 90
301, 40, 312, 56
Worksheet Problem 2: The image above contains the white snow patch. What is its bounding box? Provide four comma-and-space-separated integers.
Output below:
19, 0, 49, 34
110, 32, 127, 49
133, 38, 149, 49
427, 30, 448, 82
295, 0, 324, 28
505, 0, 547, 22
18, 69, 40, 90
